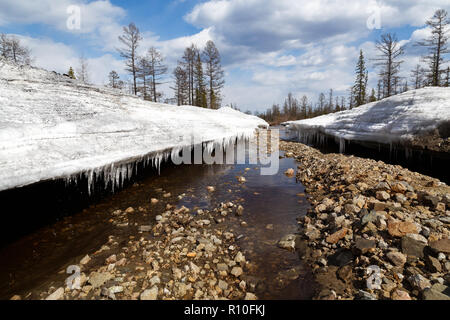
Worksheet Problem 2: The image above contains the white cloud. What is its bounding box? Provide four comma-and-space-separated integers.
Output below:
0, 0, 126, 33
4, 0, 450, 112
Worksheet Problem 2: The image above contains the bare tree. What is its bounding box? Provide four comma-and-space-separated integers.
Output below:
117, 23, 142, 95
300, 95, 308, 118
77, 54, 90, 84
136, 56, 151, 100
203, 40, 225, 109
145, 47, 168, 102
410, 64, 426, 89
108, 70, 123, 89
172, 63, 189, 106
373, 33, 404, 98
445, 66, 450, 87
0, 34, 31, 65
416, 9, 449, 86
181, 44, 198, 105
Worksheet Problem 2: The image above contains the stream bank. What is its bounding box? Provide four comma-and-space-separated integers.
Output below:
280, 140, 450, 300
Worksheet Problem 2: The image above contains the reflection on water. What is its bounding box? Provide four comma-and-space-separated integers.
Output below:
0, 130, 315, 300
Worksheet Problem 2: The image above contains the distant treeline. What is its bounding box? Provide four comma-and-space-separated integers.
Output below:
257, 9, 450, 125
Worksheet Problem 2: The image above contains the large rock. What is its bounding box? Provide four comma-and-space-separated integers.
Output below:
88, 272, 113, 288
422, 284, 450, 300
401, 234, 427, 258
45, 287, 64, 300
386, 251, 407, 267
328, 249, 354, 267
353, 238, 376, 255
376, 191, 390, 201
387, 220, 418, 237
429, 239, 450, 254
326, 228, 348, 244
391, 290, 412, 300
140, 286, 158, 300
425, 255, 442, 273
278, 234, 297, 251
408, 274, 431, 291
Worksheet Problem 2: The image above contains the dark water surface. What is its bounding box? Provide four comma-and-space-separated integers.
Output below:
0, 133, 315, 300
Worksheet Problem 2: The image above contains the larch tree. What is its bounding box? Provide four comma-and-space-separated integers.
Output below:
445, 66, 450, 86
77, 54, 90, 84
117, 23, 142, 95
146, 47, 168, 102
416, 9, 449, 86
374, 33, 404, 98
136, 56, 151, 100
108, 70, 122, 89
202, 40, 225, 109
0, 33, 31, 65
172, 63, 189, 106
181, 44, 197, 105
410, 64, 425, 89
300, 95, 308, 119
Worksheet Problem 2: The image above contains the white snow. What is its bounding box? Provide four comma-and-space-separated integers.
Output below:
284, 87, 450, 150
0, 59, 268, 192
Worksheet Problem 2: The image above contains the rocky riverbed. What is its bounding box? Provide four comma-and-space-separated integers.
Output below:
280, 140, 450, 300
5, 140, 314, 301
12, 199, 257, 301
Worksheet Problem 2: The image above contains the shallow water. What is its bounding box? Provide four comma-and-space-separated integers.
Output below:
0, 132, 315, 300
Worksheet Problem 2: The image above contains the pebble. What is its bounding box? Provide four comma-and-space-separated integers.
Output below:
45, 287, 64, 300
140, 286, 158, 300
386, 251, 407, 266
80, 254, 91, 265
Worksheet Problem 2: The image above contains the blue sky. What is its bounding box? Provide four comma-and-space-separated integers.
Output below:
1, 0, 449, 113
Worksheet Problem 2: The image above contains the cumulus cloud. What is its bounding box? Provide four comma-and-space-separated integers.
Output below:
0, 0, 126, 33
3, 0, 450, 112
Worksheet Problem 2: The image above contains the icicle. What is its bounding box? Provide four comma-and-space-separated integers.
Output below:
339, 138, 345, 153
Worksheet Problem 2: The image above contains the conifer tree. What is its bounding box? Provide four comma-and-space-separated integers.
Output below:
67, 67, 76, 79
194, 53, 207, 108
369, 88, 377, 102
352, 50, 368, 107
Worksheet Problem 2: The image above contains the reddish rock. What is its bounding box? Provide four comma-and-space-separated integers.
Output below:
392, 290, 412, 300
326, 228, 348, 244
387, 220, 418, 237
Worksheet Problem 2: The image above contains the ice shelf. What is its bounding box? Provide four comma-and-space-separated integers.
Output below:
283, 87, 450, 153
0, 59, 268, 192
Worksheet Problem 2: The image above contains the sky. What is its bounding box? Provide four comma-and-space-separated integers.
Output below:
1, 0, 449, 113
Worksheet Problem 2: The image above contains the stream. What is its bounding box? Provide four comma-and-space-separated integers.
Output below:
0, 129, 316, 300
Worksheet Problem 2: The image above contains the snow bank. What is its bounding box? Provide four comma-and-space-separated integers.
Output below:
0, 59, 268, 192
284, 87, 450, 150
